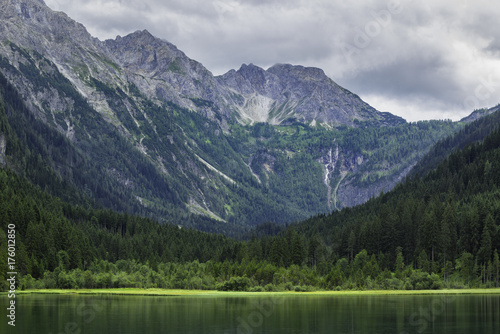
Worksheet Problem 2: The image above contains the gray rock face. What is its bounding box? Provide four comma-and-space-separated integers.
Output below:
0, 133, 5, 165
460, 105, 500, 123
104, 30, 233, 122
217, 63, 405, 126
0, 0, 405, 129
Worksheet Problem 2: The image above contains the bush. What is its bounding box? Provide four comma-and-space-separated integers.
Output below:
408, 270, 443, 290
40, 271, 57, 289
57, 271, 76, 289
264, 283, 278, 292
379, 278, 404, 290
217, 276, 251, 291
0, 280, 8, 292
19, 274, 36, 290
294, 285, 316, 292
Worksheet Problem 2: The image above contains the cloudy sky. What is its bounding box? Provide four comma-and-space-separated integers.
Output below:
44, 0, 500, 122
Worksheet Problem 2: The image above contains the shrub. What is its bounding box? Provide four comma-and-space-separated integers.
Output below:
0, 280, 8, 292
19, 274, 36, 290
409, 270, 443, 290
294, 285, 316, 292
217, 276, 251, 291
264, 283, 278, 292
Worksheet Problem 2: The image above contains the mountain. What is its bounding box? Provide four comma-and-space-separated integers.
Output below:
0, 0, 463, 233
409, 106, 500, 179
217, 63, 405, 126
294, 108, 500, 276
459, 104, 500, 123
1, 0, 498, 293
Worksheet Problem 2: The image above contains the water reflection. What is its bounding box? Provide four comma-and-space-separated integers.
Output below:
1, 293, 499, 333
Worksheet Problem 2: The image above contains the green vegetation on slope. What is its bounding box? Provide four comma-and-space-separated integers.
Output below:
1, 112, 499, 291
0, 42, 463, 232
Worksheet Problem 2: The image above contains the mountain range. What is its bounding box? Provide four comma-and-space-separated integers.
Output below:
0, 0, 479, 233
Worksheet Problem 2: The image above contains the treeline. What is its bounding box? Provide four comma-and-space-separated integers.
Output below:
294, 114, 500, 288
0, 167, 243, 290
2, 155, 499, 292
409, 107, 500, 178
16, 251, 499, 292
1, 104, 500, 292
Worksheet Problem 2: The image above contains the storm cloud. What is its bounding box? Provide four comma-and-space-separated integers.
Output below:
45, 0, 500, 121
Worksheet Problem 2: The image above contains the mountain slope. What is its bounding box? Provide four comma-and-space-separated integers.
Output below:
409, 105, 500, 179
295, 109, 500, 271
0, 0, 464, 233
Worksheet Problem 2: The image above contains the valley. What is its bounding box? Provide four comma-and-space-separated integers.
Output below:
0, 0, 499, 300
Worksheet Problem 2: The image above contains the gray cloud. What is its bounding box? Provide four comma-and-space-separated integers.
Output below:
45, 0, 500, 121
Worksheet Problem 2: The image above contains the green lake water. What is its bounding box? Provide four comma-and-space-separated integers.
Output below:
2, 293, 499, 333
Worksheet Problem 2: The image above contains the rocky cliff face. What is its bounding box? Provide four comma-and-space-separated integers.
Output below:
0, 0, 229, 130
0, 0, 406, 131
104, 30, 233, 124
0, 133, 5, 165
218, 63, 405, 126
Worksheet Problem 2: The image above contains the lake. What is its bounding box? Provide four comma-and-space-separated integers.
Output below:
2, 293, 499, 333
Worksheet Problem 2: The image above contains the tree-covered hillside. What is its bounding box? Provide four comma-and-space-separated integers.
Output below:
1, 110, 499, 292
409, 106, 500, 178
0, 48, 462, 232
291, 110, 500, 286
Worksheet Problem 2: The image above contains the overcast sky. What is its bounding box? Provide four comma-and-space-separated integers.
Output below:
44, 0, 500, 122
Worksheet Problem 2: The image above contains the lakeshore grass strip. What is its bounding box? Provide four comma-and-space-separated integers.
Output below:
8, 288, 500, 297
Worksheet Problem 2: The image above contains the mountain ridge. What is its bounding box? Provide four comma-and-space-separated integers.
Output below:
0, 0, 468, 232
217, 62, 406, 126
0, 0, 405, 129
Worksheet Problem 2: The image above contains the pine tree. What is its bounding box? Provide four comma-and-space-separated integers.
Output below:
478, 214, 494, 264
291, 233, 306, 266
418, 209, 441, 269
270, 238, 285, 267
441, 203, 457, 279
456, 252, 474, 286
395, 247, 405, 279
347, 230, 356, 262
308, 235, 321, 267
493, 250, 500, 287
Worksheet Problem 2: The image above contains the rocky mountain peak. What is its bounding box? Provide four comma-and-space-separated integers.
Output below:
108, 29, 169, 52
268, 63, 327, 81
220, 63, 279, 96
0, 0, 96, 50
0, 0, 405, 128
105, 29, 232, 122
218, 63, 405, 126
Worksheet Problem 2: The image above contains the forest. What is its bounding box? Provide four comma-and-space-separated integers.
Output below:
1, 107, 500, 291
0, 46, 499, 291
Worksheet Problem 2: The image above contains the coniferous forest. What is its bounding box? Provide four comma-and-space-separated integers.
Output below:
0, 35, 499, 291
1, 97, 500, 291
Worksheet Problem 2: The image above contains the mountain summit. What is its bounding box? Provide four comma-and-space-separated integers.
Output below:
218, 63, 405, 126
0, 0, 404, 128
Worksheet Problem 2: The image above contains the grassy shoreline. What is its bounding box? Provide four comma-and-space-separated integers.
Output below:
4, 288, 500, 297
